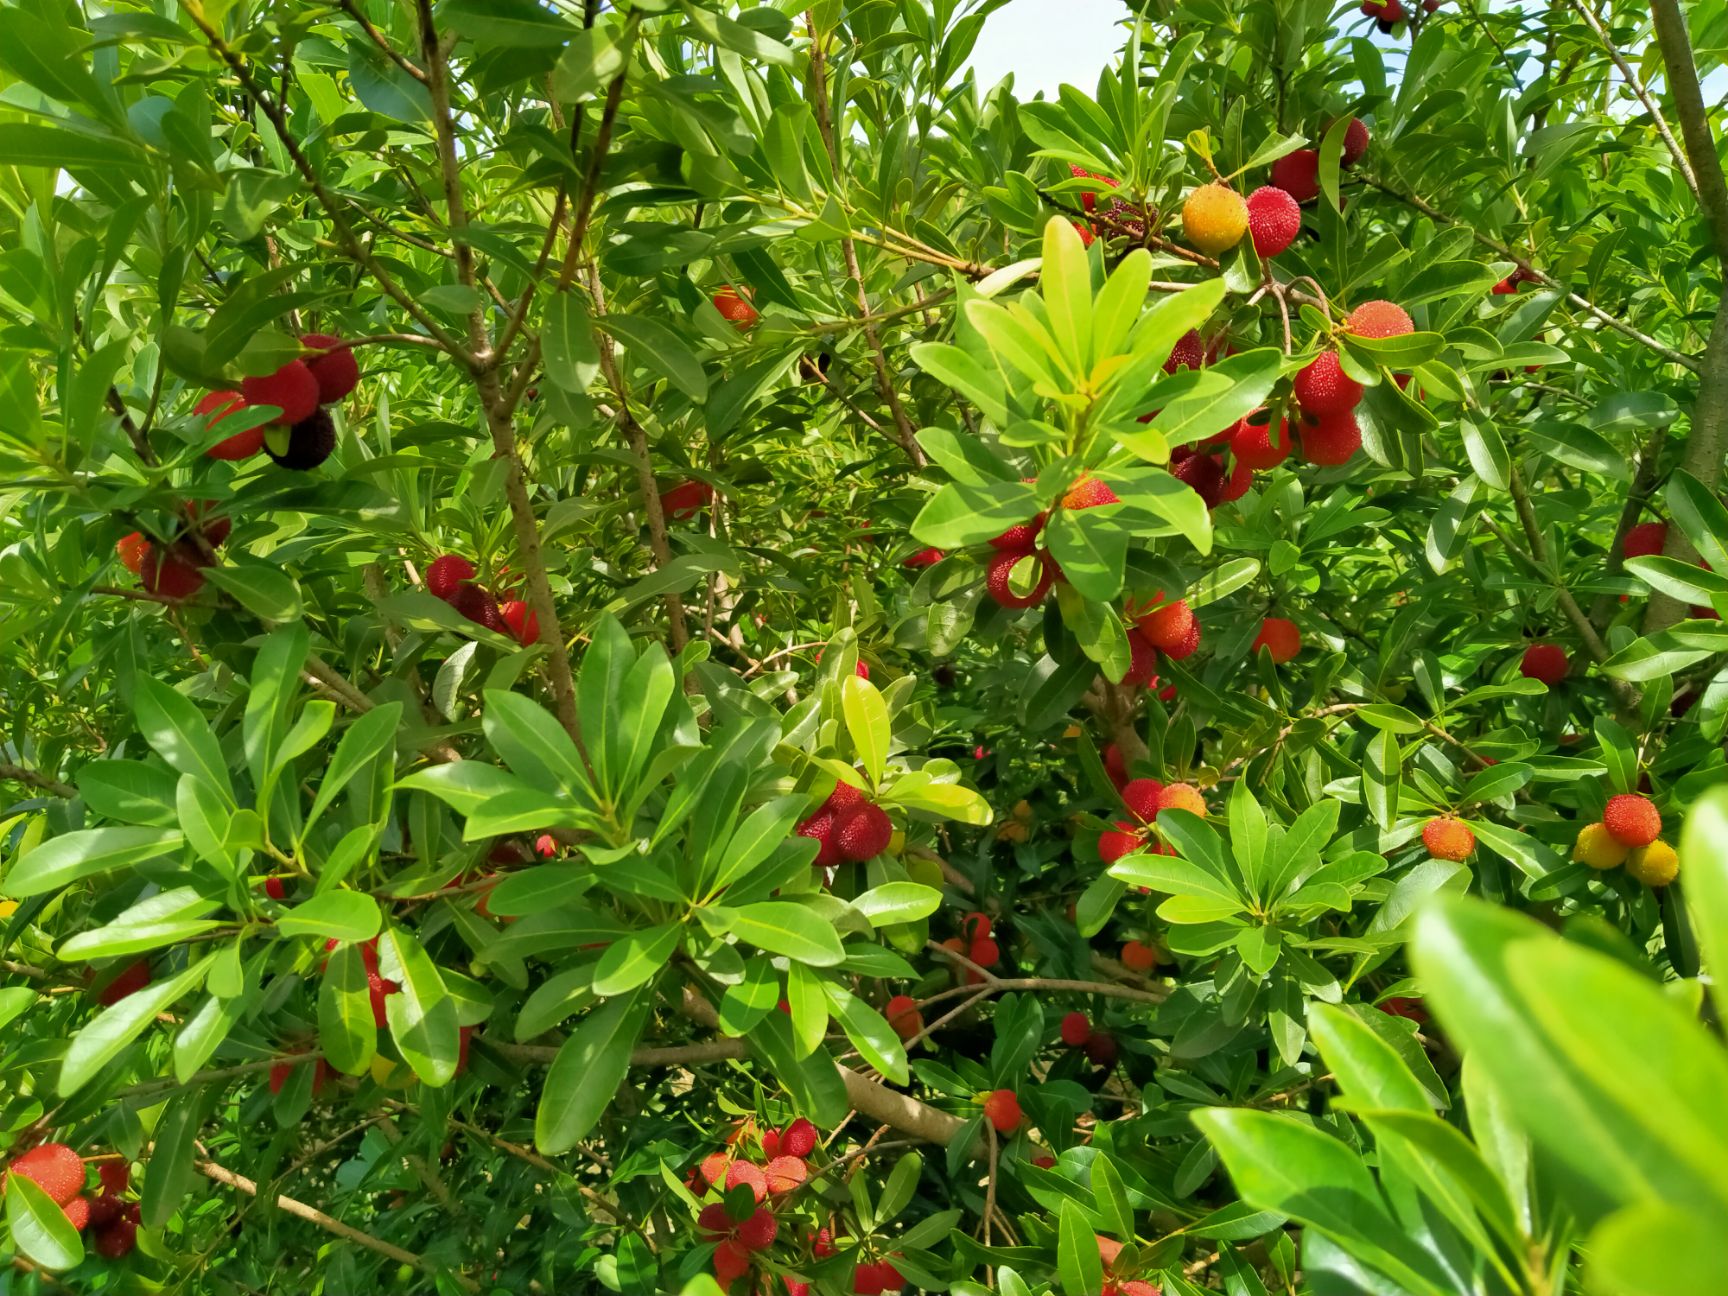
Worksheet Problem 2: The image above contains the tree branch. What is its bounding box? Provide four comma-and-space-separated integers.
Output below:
1650, 0, 1728, 268
0, 764, 76, 798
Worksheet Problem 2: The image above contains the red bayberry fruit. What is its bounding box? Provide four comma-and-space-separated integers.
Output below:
1103, 743, 1129, 789
1245, 186, 1301, 257
780, 1118, 817, 1159
765, 1154, 808, 1195
1062, 475, 1119, 510
1251, 617, 1302, 664
1269, 148, 1320, 203
1121, 778, 1164, 823
726, 1160, 768, 1203
853, 1264, 887, 1296
1121, 940, 1157, 972
1348, 299, 1414, 339
1519, 643, 1568, 685
97, 1162, 129, 1198
1622, 521, 1668, 559
300, 333, 360, 404
1340, 117, 1370, 166
737, 1208, 778, 1251
140, 547, 205, 600
963, 912, 993, 941
714, 1239, 753, 1282
94, 1211, 138, 1258
989, 509, 1047, 550
1084, 1031, 1119, 1067
969, 936, 1000, 968
448, 582, 506, 634
96, 960, 151, 1006
902, 546, 944, 568
1059, 1011, 1092, 1047
1139, 600, 1196, 654
7, 1144, 85, 1206
1421, 817, 1476, 861
985, 549, 1055, 609
698, 1202, 735, 1241
1232, 414, 1292, 470
241, 359, 320, 426
714, 286, 759, 328
425, 554, 475, 601
699, 1151, 732, 1188
662, 480, 714, 520
884, 995, 923, 1041
1163, 329, 1205, 374
1292, 352, 1363, 416
1603, 794, 1661, 848
1098, 820, 1143, 864
199, 389, 263, 459
796, 809, 842, 870
1171, 450, 1226, 508
500, 599, 540, 646
835, 803, 892, 862
116, 532, 150, 574
264, 876, 287, 900
1159, 783, 1206, 817
813, 1227, 837, 1259
1299, 410, 1362, 466
982, 1088, 1022, 1134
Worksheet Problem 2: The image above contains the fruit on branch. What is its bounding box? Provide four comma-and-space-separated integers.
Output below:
1120, 940, 1158, 971
93, 1205, 139, 1258
6, 1143, 85, 1205
62, 1195, 91, 1230
1163, 329, 1205, 374
1221, 459, 1254, 503
1098, 820, 1145, 863
449, 581, 508, 634
836, 802, 893, 862
1245, 186, 1301, 257
1421, 817, 1475, 861
1298, 410, 1362, 466
1073, 220, 1096, 247
198, 389, 262, 460
1103, 743, 1129, 789
1060, 1011, 1092, 1046
902, 546, 944, 569
662, 480, 714, 520
141, 546, 206, 600
1181, 183, 1249, 255
1062, 475, 1119, 510
115, 531, 150, 573
1626, 839, 1679, 887
1122, 628, 1159, 688
1170, 448, 1226, 508
300, 333, 360, 403
1121, 778, 1164, 823
1338, 117, 1370, 166
266, 407, 337, 470
985, 549, 1056, 609
426, 554, 476, 601
780, 1118, 817, 1158
269, 1055, 331, 1097
713, 285, 759, 328
884, 994, 923, 1041
1231, 414, 1291, 470
265, 877, 287, 900
982, 1088, 1023, 1134
1138, 600, 1195, 654
1346, 300, 1414, 339
500, 599, 540, 646
1269, 148, 1321, 203
1159, 783, 1206, 817
1292, 352, 1363, 416
796, 807, 842, 869
1251, 617, 1302, 663
989, 510, 1047, 550
1621, 521, 1668, 559
1602, 794, 1661, 848
713, 1238, 752, 1283
1573, 822, 1631, 869
726, 1159, 768, 1203
736, 1208, 778, 1250
1084, 1031, 1119, 1067
95, 959, 151, 1005
241, 359, 320, 426
1519, 643, 1568, 685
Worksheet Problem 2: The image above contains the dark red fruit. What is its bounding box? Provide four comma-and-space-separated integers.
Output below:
449, 582, 506, 634
241, 359, 320, 426
267, 408, 337, 470
300, 333, 360, 403
426, 554, 475, 601
1269, 149, 1320, 203
835, 803, 893, 862
1059, 1011, 1091, 1046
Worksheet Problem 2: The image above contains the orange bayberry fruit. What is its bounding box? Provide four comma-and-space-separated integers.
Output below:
1059, 1011, 1092, 1046
713, 285, 759, 328
1062, 475, 1119, 510
116, 531, 151, 574
1603, 794, 1660, 848
1269, 148, 1320, 203
884, 994, 923, 1041
1245, 186, 1301, 257
726, 1160, 768, 1203
982, 1089, 1022, 1134
1421, 817, 1475, 861
1292, 352, 1363, 416
1251, 617, 1302, 664
1519, 643, 1569, 686
1347, 300, 1414, 339
1139, 599, 1196, 653
1181, 183, 1249, 255
7, 1143, 85, 1206
1158, 783, 1206, 818
1120, 940, 1157, 972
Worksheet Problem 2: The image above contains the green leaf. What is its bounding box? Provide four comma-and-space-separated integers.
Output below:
203, 563, 304, 622
841, 675, 890, 783
599, 314, 708, 402
911, 344, 1008, 426
278, 891, 382, 942
1682, 787, 1728, 1027
135, 676, 232, 798
304, 703, 402, 837
484, 689, 592, 797
177, 774, 236, 875
78, 759, 179, 827
719, 901, 846, 966
823, 983, 908, 1084
382, 928, 460, 1086
396, 761, 541, 817
142, 1091, 202, 1230
710, 796, 806, 895
1364, 728, 1401, 829
912, 479, 1046, 548
851, 882, 942, 927
6, 1171, 83, 1271
1668, 468, 1728, 575
591, 922, 680, 995
319, 942, 378, 1076
535, 989, 650, 1154
1126, 349, 1284, 452
1044, 507, 1127, 602
1040, 216, 1093, 367
0, 121, 148, 175
1057, 1198, 1104, 1296
1587, 1203, 1728, 1296
61, 956, 211, 1095
5, 827, 183, 897
1309, 1003, 1430, 1112
443, 0, 576, 47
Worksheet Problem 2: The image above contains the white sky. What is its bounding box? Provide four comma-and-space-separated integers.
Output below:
963, 0, 1127, 101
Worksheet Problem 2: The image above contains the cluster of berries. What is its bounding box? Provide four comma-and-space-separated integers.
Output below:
203, 332, 360, 469
795, 781, 893, 871
1119, 595, 1200, 694
1361, 0, 1441, 31
1058, 1009, 1120, 1067
114, 500, 231, 601
1097, 778, 1208, 863
1618, 519, 1717, 619
935, 911, 1000, 983
690, 1118, 816, 1290
5, 1145, 137, 1258
425, 553, 541, 646
1573, 793, 1677, 887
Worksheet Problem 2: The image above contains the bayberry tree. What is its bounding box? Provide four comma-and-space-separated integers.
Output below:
3, 1, 1728, 1294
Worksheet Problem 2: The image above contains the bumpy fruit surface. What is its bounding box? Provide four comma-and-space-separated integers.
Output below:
1083, 1031, 1119, 1067
1340, 117, 1370, 166
1519, 643, 1569, 685
884, 994, 923, 1041
93, 1209, 138, 1258
736, 1208, 778, 1251
1622, 521, 1668, 559
241, 359, 320, 425
1293, 352, 1363, 415
1573, 822, 1631, 869
982, 1088, 1022, 1134
1159, 783, 1206, 818
1120, 940, 1157, 971
1626, 839, 1679, 887
1163, 616, 1201, 660
426, 554, 475, 601
449, 582, 507, 634
1098, 820, 1143, 864
141, 546, 206, 600
1603, 794, 1660, 848
116, 531, 150, 573
199, 389, 263, 459
7, 1143, 84, 1205
1163, 329, 1205, 374
835, 802, 892, 862
713, 286, 758, 328
764, 1155, 807, 1195
1181, 183, 1249, 254
726, 1160, 768, 1202
1269, 148, 1321, 202
797, 808, 841, 869
300, 333, 360, 403
1252, 617, 1302, 664
1121, 778, 1163, 823
1232, 415, 1291, 469
1171, 450, 1226, 508
780, 1117, 817, 1159
713, 1239, 752, 1282
268, 408, 337, 470
902, 546, 944, 569
1245, 185, 1301, 257
1062, 475, 1119, 510
985, 549, 1055, 609
1059, 1011, 1092, 1047
1347, 300, 1414, 339
1421, 817, 1475, 861
1139, 599, 1195, 653
1299, 411, 1362, 466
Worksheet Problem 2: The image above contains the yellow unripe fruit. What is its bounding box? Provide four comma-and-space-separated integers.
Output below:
1182, 184, 1249, 255
0, 899, 17, 919
1572, 822, 1630, 870
1626, 839, 1679, 887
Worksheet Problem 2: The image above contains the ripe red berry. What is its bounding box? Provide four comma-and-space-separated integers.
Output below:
97, 1161, 129, 1198
1603, 794, 1661, 848
963, 912, 993, 941
713, 286, 759, 328
1347, 300, 1414, 339
796, 809, 842, 870
1121, 778, 1164, 823
1098, 820, 1143, 864
714, 1238, 753, 1282
662, 480, 714, 520
726, 1160, 768, 1203
1059, 1011, 1092, 1047
1339, 117, 1370, 166
449, 582, 507, 634
1171, 449, 1226, 508
825, 781, 867, 815
968, 936, 1000, 968
780, 1118, 818, 1159
500, 599, 540, 646
94, 1208, 139, 1258
1062, 476, 1119, 510
699, 1151, 732, 1188
982, 1088, 1022, 1134
884, 994, 923, 1041
737, 1208, 778, 1251
985, 549, 1055, 610
1121, 940, 1157, 972
1622, 521, 1668, 559
813, 1227, 837, 1259
1139, 600, 1196, 654
1519, 643, 1569, 685
853, 1263, 887, 1296
1251, 617, 1302, 664
698, 1201, 735, 1241
1232, 415, 1291, 470
1073, 220, 1096, 247
241, 359, 320, 426
1293, 352, 1363, 416
835, 803, 892, 862
1299, 410, 1362, 466
988, 511, 1047, 550
300, 333, 360, 404
1269, 148, 1320, 203
1103, 743, 1129, 789
1122, 628, 1159, 688
1421, 817, 1476, 861
1221, 459, 1253, 503
765, 1154, 808, 1195
7, 1143, 85, 1206
96, 960, 151, 1006
535, 833, 559, 858
1084, 1031, 1119, 1067
902, 546, 944, 569
1245, 186, 1301, 257
1162, 614, 1202, 661
141, 547, 205, 600
60, 1194, 90, 1230
1163, 329, 1205, 374
878, 1260, 906, 1292
426, 554, 476, 601
116, 532, 150, 574
199, 389, 263, 459
265, 877, 287, 901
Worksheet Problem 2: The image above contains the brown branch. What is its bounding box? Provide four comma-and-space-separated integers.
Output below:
1590, 424, 1668, 629
0, 764, 76, 798
1650, 0, 1728, 267
332, 0, 427, 82
195, 1158, 480, 1293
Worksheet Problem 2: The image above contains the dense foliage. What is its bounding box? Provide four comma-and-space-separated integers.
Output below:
3, 0, 1728, 1294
